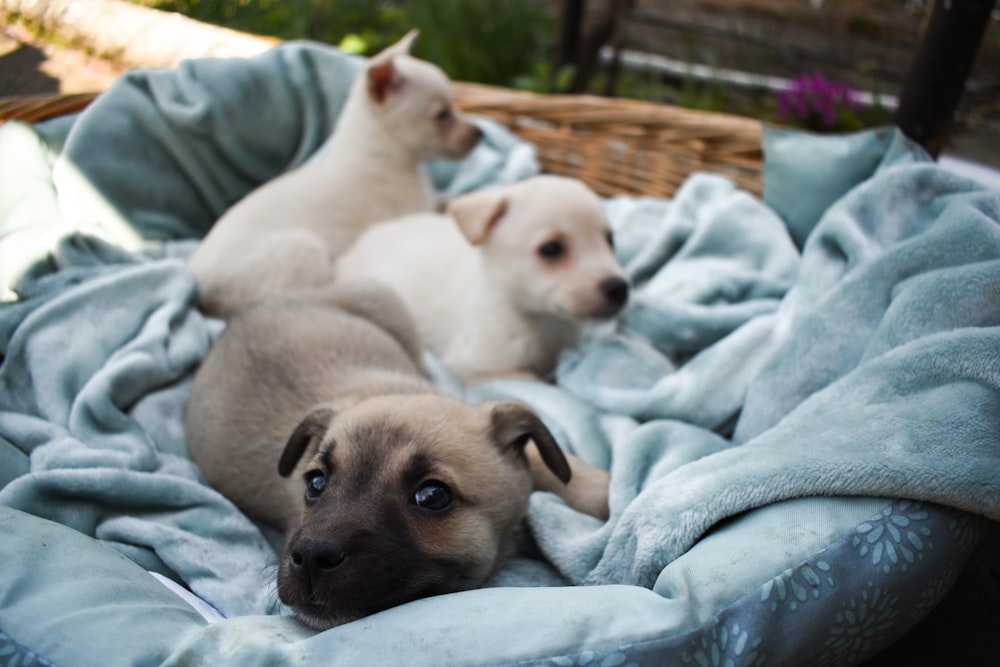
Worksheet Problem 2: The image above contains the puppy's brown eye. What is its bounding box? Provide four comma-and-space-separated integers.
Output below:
412, 481, 453, 512
537, 240, 566, 260
304, 470, 326, 501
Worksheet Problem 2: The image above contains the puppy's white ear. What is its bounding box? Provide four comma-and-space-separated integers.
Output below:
392, 29, 419, 55
366, 31, 419, 105
447, 189, 508, 246
366, 59, 398, 105
371, 29, 418, 60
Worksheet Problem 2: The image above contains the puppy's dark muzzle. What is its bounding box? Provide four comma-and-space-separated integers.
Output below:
289, 535, 347, 594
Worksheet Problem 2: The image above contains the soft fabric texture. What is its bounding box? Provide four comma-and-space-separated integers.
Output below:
1, 41, 997, 667
513, 162, 1000, 589
0, 42, 539, 618
762, 126, 930, 248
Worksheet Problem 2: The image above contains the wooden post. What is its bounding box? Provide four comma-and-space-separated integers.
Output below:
895, 0, 996, 158
556, 0, 585, 71
567, 0, 635, 93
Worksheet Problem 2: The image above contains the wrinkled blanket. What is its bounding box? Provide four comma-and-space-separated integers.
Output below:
0, 42, 538, 616
1, 40, 999, 667
522, 161, 1000, 588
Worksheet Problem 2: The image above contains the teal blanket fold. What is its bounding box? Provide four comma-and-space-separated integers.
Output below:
0, 42, 539, 617
523, 162, 1000, 588
1, 39, 998, 667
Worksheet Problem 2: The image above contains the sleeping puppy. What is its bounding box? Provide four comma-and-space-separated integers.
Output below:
335, 175, 631, 382
187, 30, 481, 318
184, 283, 608, 629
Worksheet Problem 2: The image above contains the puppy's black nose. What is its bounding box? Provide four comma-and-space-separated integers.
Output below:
290, 535, 347, 587
600, 276, 630, 308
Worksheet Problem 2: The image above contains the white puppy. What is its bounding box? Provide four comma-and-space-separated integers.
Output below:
188, 31, 481, 317
335, 175, 630, 382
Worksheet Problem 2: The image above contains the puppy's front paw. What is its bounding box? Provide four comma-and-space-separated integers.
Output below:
559, 459, 610, 521
527, 446, 610, 520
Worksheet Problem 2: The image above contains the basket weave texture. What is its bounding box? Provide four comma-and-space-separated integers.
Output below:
0, 93, 100, 125
453, 82, 763, 198
1, 85, 764, 199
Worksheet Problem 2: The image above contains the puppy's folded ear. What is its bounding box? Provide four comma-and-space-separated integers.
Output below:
279, 409, 334, 477
447, 189, 508, 245
488, 401, 571, 484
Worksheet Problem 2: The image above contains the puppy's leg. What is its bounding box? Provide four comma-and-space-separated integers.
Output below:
526, 444, 610, 521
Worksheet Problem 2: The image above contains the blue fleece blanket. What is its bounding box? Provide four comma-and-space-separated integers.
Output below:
1, 41, 998, 667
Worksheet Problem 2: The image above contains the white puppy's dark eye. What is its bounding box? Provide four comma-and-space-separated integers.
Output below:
435, 106, 453, 123
606, 232, 615, 249
412, 480, 453, 512
537, 240, 566, 260
304, 470, 327, 501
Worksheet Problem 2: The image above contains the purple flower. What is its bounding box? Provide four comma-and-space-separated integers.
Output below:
776, 71, 862, 130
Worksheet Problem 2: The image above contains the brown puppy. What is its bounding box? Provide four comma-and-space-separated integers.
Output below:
184, 284, 604, 629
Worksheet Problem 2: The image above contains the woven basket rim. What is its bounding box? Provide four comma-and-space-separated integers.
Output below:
0, 86, 764, 198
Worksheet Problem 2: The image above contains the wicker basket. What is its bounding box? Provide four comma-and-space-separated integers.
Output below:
1, 85, 764, 199
0, 93, 100, 125
452, 82, 763, 198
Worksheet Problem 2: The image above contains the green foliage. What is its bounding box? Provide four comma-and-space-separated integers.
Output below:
678, 77, 729, 113
147, 0, 553, 88
403, 0, 554, 87
326, 1, 409, 54
598, 66, 669, 103
512, 62, 575, 94
676, 56, 728, 113
139, 0, 900, 132
147, 0, 409, 48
